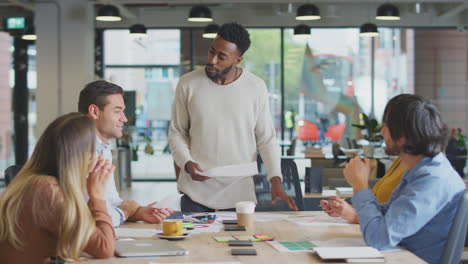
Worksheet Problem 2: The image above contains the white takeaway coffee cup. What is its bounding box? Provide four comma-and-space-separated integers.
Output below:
235, 201, 256, 227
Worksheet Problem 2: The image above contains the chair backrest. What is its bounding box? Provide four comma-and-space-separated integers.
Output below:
440, 189, 468, 264
254, 159, 304, 211
297, 121, 320, 141
286, 138, 297, 156
324, 122, 346, 141
4, 165, 21, 186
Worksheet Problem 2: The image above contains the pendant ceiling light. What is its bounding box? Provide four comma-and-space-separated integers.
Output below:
359, 23, 379, 37
96, 5, 122, 22
188, 5, 213, 22
129, 24, 147, 37
376, 3, 400, 20
294, 24, 310, 36
22, 26, 37, 40
202, 24, 219, 39
296, 4, 321, 21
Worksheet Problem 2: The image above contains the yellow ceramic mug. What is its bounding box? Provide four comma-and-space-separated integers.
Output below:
162, 220, 183, 236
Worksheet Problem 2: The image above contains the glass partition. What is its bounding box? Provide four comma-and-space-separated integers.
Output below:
104, 29, 181, 180
242, 29, 282, 138
103, 26, 418, 181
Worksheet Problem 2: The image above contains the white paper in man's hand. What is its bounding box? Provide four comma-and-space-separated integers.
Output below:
197, 162, 258, 177
152, 193, 183, 209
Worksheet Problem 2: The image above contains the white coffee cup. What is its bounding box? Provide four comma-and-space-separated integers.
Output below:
235, 201, 256, 227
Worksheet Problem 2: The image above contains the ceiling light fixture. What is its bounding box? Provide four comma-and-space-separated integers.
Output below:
294, 24, 310, 36
359, 23, 379, 37
129, 24, 147, 37
22, 26, 37, 40
96, 5, 122, 22
296, 4, 321, 21
188, 5, 213, 22
202, 24, 219, 39
376, 3, 400, 20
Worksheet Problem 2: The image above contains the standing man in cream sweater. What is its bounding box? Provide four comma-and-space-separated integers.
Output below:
169, 22, 298, 212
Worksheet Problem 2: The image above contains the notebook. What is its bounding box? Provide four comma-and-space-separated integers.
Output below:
336, 187, 354, 195
314, 246, 384, 263
115, 239, 188, 257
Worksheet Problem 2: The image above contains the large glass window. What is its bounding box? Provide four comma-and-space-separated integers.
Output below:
103, 26, 419, 181
283, 28, 413, 144
373, 28, 413, 121
0, 33, 14, 184
104, 29, 181, 180
1, 37, 37, 185
284, 28, 364, 143
242, 29, 282, 138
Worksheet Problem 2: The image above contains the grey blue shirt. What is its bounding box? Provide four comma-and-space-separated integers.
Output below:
352, 153, 465, 264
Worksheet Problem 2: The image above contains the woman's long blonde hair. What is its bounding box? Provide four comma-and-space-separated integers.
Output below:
0, 112, 97, 259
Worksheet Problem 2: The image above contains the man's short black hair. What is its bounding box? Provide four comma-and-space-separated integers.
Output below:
217, 22, 251, 56
78, 80, 124, 114
383, 94, 447, 157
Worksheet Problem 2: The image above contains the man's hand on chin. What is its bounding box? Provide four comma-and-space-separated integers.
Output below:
343, 156, 371, 193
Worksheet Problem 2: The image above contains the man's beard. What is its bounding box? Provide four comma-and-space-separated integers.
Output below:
384, 142, 401, 155
205, 64, 234, 81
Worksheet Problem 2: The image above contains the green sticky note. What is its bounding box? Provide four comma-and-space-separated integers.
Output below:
213, 236, 234, 242
279, 241, 316, 251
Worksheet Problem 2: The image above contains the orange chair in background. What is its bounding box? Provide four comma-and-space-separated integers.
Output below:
324, 122, 346, 141
297, 121, 320, 141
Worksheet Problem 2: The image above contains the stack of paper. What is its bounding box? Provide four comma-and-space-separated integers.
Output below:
336, 187, 353, 195
197, 162, 258, 177
321, 190, 337, 197
287, 216, 350, 227
314, 246, 385, 263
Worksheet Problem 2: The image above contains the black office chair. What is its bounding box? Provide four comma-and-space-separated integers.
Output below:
286, 137, 297, 156
254, 159, 304, 211
440, 189, 468, 264
4, 165, 21, 186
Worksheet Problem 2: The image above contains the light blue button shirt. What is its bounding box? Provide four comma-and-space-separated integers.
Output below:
352, 153, 465, 264
96, 137, 125, 227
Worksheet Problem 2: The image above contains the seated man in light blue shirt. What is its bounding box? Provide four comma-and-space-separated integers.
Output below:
343, 94, 465, 264
79, 80, 173, 226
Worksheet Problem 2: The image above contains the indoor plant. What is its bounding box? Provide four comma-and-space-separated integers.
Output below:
352, 113, 383, 157
446, 128, 467, 177
144, 135, 154, 155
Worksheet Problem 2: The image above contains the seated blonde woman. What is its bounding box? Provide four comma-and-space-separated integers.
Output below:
0, 112, 115, 263
320, 157, 406, 223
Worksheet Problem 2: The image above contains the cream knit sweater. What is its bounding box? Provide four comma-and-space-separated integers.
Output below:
169, 68, 282, 209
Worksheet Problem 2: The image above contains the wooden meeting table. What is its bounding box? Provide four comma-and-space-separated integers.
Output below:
76, 211, 425, 264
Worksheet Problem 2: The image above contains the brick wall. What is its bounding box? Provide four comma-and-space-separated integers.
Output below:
415, 29, 468, 133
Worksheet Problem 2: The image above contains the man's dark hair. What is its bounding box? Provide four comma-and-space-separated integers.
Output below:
217, 22, 251, 56
383, 94, 447, 157
78, 80, 124, 114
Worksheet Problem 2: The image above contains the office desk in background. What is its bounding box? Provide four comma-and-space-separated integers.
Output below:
76, 211, 425, 264
303, 192, 353, 199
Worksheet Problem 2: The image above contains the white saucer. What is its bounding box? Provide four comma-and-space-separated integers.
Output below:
156, 232, 191, 241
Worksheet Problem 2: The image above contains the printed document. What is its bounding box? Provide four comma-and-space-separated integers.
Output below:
197, 162, 258, 177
